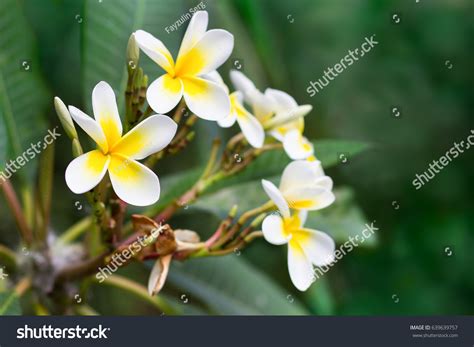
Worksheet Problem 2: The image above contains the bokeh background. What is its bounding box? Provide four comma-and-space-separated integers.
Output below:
0, 0, 473, 315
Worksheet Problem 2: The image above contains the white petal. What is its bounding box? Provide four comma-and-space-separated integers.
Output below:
65, 150, 110, 194
92, 81, 122, 147
314, 176, 334, 191
134, 30, 174, 74
203, 70, 229, 94
174, 229, 200, 243
236, 111, 265, 148
68, 106, 108, 153
296, 228, 335, 266
182, 77, 230, 121
111, 115, 177, 160
175, 29, 234, 77
148, 254, 172, 296
283, 130, 314, 160
108, 156, 160, 206
280, 160, 325, 193
262, 214, 288, 245
217, 110, 237, 128
266, 105, 311, 134
287, 241, 314, 291
285, 187, 336, 211
177, 11, 208, 57
229, 70, 257, 96
264, 88, 298, 113
297, 210, 308, 226
146, 75, 183, 114
261, 179, 290, 218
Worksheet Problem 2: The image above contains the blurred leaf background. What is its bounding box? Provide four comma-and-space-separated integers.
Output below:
0, 0, 473, 315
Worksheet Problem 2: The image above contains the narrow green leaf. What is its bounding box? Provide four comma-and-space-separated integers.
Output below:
0, 290, 21, 315
0, 0, 50, 180
166, 256, 309, 315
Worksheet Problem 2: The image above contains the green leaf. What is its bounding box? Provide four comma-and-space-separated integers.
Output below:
82, 0, 186, 114
304, 277, 335, 315
0, 290, 21, 315
0, 0, 49, 177
166, 256, 309, 315
210, 139, 371, 192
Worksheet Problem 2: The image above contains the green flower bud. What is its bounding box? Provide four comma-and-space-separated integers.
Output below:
127, 34, 139, 73
54, 97, 78, 140
72, 138, 83, 158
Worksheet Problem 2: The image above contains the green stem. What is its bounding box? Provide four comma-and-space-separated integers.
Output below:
58, 216, 93, 244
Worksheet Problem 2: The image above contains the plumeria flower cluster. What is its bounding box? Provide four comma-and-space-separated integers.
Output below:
56, 10, 339, 295
261, 160, 336, 291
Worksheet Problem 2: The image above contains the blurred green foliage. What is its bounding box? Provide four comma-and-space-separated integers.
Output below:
0, 0, 472, 315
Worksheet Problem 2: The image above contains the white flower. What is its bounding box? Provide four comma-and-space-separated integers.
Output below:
261, 160, 336, 291
206, 71, 265, 148
229, 70, 312, 135
65, 81, 177, 206
262, 209, 335, 291
134, 11, 234, 121
262, 160, 335, 212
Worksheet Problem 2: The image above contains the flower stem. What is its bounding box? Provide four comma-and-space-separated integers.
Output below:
58, 216, 93, 244
1, 180, 33, 246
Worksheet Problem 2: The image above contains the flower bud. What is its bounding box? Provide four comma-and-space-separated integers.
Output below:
127, 34, 139, 73
72, 138, 83, 158
54, 97, 78, 140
